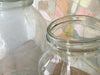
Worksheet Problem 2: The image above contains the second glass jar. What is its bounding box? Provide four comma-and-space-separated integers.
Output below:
0, 0, 46, 75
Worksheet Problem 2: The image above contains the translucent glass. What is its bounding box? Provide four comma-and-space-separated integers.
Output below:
0, 0, 46, 75
39, 15, 100, 75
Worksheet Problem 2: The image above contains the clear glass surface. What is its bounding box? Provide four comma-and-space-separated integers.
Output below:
0, 0, 46, 75
39, 15, 100, 75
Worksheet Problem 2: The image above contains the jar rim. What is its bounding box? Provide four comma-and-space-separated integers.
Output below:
47, 15, 100, 52
0, 0, 33, 2
0, 0, 33, 10
47, 15, 100, 43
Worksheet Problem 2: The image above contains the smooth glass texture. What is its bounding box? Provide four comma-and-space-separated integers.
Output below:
39, 15, 100, 75
0, 0, 46, 75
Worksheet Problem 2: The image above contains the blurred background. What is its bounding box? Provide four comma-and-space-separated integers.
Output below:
33, 0, 100, 23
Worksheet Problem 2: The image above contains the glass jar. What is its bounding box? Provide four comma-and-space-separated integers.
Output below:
0, 0, 46, 75
39, 15, 100, 75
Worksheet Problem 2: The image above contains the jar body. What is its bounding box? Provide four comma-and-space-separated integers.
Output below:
0, 0, 46, 75
39, 46, 100, 75
0, 4, 46, 50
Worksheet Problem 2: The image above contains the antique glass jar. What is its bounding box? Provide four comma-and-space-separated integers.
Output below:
0, 0, 46, 75
39, 15, 100, 75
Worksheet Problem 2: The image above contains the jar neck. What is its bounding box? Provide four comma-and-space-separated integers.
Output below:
0, 0, 33, 10
47, 15, 100, 55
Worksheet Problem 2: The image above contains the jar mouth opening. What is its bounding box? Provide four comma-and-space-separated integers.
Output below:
47, 15, 100, 44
